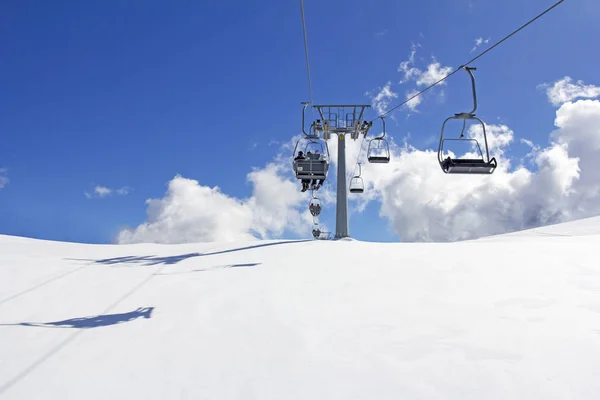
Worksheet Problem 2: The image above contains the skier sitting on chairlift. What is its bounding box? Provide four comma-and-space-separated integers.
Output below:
312, 228, 321, 239
312, 150, 325, 190
294, 151, 311, 192
309, 203, 321, 215
302, 150, 323, 191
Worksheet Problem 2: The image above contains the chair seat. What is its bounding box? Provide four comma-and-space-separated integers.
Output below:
367, 156, 390, 163
441, 157, 497, 174
294, 159, 329, 180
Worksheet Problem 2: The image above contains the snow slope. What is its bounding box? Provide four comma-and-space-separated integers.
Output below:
1, 218, 600, 399
477, 215, 600, 240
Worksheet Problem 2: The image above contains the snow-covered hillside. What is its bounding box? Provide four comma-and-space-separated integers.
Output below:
1, 217, 600, 399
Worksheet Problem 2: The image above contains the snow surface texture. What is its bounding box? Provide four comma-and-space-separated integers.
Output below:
1, 217, 600, 399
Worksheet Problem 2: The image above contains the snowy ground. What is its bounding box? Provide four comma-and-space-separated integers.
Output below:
1, 218, 600, 399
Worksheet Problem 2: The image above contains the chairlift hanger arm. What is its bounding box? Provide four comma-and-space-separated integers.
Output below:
459, 66, 478, 116
376, 116, 387, 139
301, 102, 310, 137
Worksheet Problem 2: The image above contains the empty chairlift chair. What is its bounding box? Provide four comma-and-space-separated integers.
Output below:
349, 163, 365, 194
367, 117, 391, 163
437, 66, 497, 174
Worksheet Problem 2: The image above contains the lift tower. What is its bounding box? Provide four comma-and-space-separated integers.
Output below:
310, 104, 372, 238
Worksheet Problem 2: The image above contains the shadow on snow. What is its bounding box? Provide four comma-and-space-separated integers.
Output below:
66, 240, 310, 267
153, 263, 261, 275
0, 307, 154, 329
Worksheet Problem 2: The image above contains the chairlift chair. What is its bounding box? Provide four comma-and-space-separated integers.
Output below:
312, 226, 321, 240
309, 196, 322, 217
367, 117, 391, 163
293, 103, 331, 181
349, 163, 365, 194
438, 66, 497, 174
311, 224, 332, 240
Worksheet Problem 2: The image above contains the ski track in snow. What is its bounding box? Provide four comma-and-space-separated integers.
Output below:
1, 218, 600, 399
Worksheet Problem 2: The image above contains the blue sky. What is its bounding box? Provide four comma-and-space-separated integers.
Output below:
1, 0, 598, 244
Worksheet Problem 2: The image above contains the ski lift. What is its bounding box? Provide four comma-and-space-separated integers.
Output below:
438, 66, 497, 174
311, 223, 333, 240
367, 117, 390, 163
293, 103, 330, 181
309, 196, 322, 217
349, 163, 364, 194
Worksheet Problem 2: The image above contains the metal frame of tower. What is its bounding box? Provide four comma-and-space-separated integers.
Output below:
310, 104, 372, 238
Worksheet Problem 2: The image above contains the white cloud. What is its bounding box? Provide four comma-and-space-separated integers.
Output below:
117, 159, 313, 244
0, 168, 8, 189
415, 60, 453, 87
366, 81, 398, 116
95, 186, 112, 197
393, 44, 452, 113
470, 37, 490, 53
117, 176, 257, 244
115, 187, 132, 195
398, 44, 421, 84
539, 76, 600, 106
405, 90, 423, 113
361, 127, 580, 241
85, 185, 131, 199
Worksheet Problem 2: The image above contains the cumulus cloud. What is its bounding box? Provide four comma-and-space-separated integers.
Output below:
85, 185, 131, 199
0, 168, 8, 189
351, 119, 585, 241
118, 176, 256, 244
116, 159, 318, 244
539, 76, 600, 106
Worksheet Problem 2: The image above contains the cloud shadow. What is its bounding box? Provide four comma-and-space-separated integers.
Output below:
0, 307, 154, 329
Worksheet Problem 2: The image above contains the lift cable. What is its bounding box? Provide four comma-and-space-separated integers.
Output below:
300, 0, 315, 114
370, 0, 566, 123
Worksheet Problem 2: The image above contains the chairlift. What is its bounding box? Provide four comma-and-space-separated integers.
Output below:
438, 66, 497, 174
309, 196, 322, 217
349, 163, 364, 194
293, 103, 331, 181
311, 223, 332, 240
367, 117, 391, 163
311, 225, 322, 239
